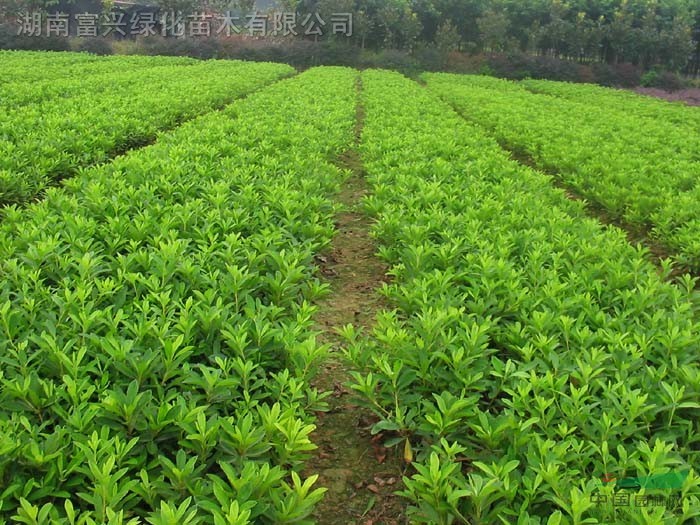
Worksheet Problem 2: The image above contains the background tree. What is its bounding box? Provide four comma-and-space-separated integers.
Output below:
435, 19, 460, 52
478, 7, 510, 52
659, 9, 695, 71
542, 0, 574, 58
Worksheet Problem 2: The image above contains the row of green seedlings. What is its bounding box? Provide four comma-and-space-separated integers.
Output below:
423, 72, 700, 271
518, 78, 700, 129
345, 69, 700, 525
0, 67, 358, 524
0, 52, 196, 84
1, 55, 201, 107
0, 59, 294, 209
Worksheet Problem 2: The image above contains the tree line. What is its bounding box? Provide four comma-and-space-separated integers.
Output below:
277, 0, 699, 75
3, 0, 699, 75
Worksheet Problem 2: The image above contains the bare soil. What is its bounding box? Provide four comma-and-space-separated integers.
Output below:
632, 87, 700, 106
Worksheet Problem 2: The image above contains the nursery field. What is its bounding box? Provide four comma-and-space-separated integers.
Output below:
0, 51, 699, 524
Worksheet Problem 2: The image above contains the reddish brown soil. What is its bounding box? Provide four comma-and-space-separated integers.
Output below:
632, 87, 700, 106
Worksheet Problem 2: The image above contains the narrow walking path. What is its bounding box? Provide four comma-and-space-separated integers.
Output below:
305, 79, 407, 525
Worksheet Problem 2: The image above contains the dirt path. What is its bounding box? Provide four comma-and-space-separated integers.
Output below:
305, 79, 408, 525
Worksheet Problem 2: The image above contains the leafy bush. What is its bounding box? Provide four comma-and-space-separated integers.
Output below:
108, 37, 359, 69
131, 36, 221, 59
0, 23, 14, 49
0, 34, 72, 52
528, 55, 581, 81
641, 69, 661, 87
413, 45, 448, 72
485, 52, 532, 79
481, 53, 587, 82
73, 38, 113, 56
641, 68, 687, 91
316, 40, 360, 67
110, 39, 142, 55
591, 61, 642, 87
576, 64, 596, 83
0, 23, 70, 51
359, 49, 420, 75
444, 51, 489, 74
